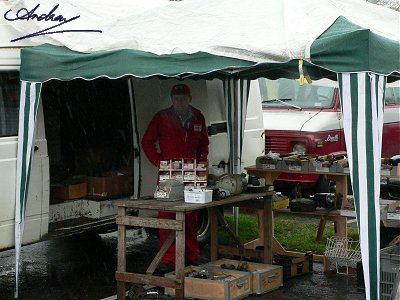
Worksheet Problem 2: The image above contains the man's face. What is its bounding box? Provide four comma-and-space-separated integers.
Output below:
171, 94, 191, 115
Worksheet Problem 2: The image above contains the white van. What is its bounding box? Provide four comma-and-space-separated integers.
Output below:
0, 40, 264, 250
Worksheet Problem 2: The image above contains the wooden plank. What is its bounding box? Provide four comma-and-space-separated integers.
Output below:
219, 245, 264, 259
327, 174, 348, 206
233, 200, 266, 210
175, 212, 185, 300
175, 289, 184, 300
317, 216, 327, 241
146, 231, 175, 275
272, 236, 286, 255
117, 207, 126, 300
210, 207, 219, 260
274, 207, 343, 217
246, 165, 350, 177
334, 216, 348, 238
264, 198, 273, 264
244, 237, 263, 249
113, 192, 274, 212
115, 271, 182, 289
116, 216, 183, 231
220, 245, 326, 263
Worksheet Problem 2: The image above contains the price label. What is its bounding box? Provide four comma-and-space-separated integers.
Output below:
316, 167, 329, 173
381, 169, 390, 176
289, 165, 301, 171
264, 164, 276, 169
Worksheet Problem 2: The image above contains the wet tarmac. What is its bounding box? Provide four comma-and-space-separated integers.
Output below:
0, 228, 366, 300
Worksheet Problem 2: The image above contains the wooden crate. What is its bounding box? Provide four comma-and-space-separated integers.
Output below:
273, 252, 313, 281
165, 266, 251, 300
51, 182, 87, 200
203, 259, 283, 295
85, 174, 132, 199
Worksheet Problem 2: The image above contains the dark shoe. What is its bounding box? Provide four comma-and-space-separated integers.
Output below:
186, 256, 209, 266
154, 262, 174, 276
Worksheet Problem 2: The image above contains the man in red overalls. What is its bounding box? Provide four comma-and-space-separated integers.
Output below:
141, 84, 209, 271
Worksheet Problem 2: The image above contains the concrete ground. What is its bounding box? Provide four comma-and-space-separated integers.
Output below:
0, 227, 366, 300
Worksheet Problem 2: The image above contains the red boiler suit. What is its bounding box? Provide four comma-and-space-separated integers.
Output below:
141, 105, 209, 265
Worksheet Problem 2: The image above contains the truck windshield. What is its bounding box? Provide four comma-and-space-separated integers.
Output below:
259, 78, 336, 109
384, 83, 400, 106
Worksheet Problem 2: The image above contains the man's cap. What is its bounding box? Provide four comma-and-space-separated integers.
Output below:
170, 84, 191, 97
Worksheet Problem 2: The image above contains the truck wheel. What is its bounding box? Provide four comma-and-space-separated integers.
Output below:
197, 208, 210, 245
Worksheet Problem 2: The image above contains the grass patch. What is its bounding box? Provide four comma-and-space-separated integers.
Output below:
218, 213, 359, 255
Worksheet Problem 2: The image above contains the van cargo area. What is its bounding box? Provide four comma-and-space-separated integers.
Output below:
41, 77, 135, 229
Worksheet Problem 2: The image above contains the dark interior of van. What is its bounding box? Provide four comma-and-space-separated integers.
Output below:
41, 77, 134, 201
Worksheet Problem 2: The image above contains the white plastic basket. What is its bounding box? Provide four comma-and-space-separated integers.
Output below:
324, 237, 361, 274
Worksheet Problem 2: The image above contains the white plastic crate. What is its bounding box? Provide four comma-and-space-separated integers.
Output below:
324, 237, 361, 274
184, 189, 212, 203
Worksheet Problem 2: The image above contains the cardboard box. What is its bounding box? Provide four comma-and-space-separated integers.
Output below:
255, 156, 282, 170
334, 162, 350, 174
165, 266, 251, 300
183, 171, 196, 180
273, 197, 289, 210
281, 159, 309, 171
85, 174, 132, 199
381, 164, 399, 177
184, 189, 212, 203
51, 182, 87, 200
308, 161, 335, 173
386, 202, 400, 220
203, 259, 283, 295
340, 209, 356, 217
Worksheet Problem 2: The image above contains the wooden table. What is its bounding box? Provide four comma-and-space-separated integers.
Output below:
114, 192, 274, 300
245, 166, 354, 270
246, 166, 350, 235
245, 166, 399, 270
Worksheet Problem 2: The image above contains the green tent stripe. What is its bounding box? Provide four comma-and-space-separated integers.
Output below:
224, 79, 234, 173
19, 82, 31, 219
349, 74, 361, 223
23, 83, 42, 219
33, 84, 41, 117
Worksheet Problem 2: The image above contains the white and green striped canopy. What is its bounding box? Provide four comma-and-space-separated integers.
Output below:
10, 0, 399, 298
338, 73, 386, 299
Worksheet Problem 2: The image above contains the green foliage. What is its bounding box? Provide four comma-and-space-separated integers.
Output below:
218, 214, 359, 255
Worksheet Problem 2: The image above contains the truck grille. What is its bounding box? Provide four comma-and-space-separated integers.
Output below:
265, 137, 291, 153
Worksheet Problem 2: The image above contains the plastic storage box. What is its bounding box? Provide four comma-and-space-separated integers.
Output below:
184, 189, 212, 203
381, 245, 400, 300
